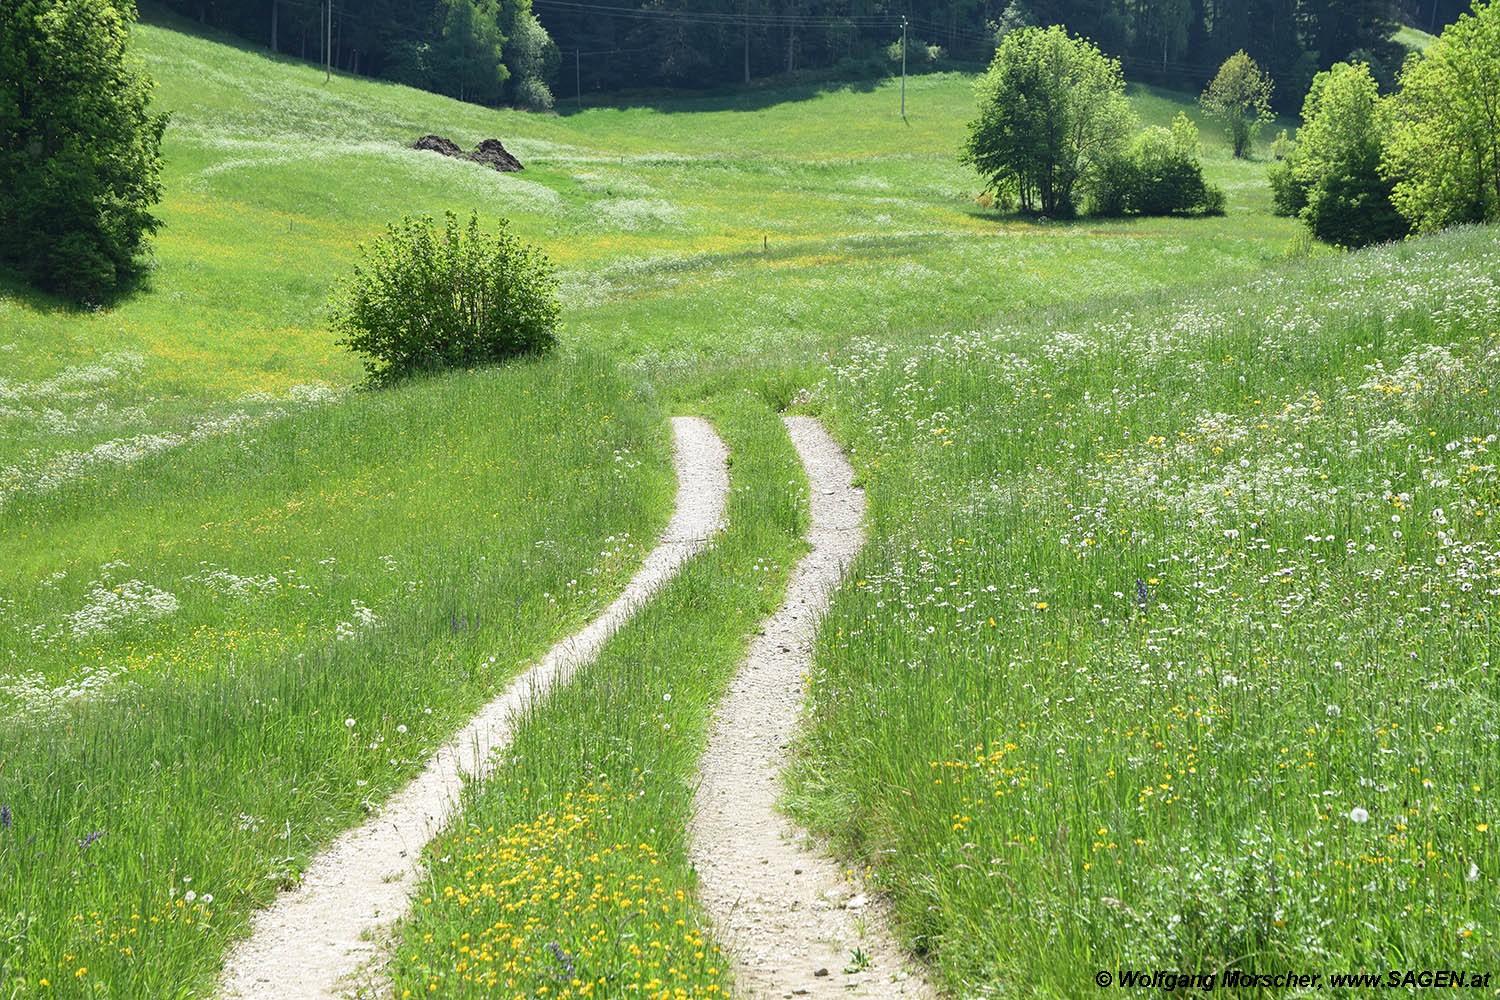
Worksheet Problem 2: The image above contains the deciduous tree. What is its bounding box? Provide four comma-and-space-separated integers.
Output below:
1291, 61, 1407, 246
961, 25, 1134, 216
1200, 50, 1273, 157
1383, 0, 1500, 232
0, 0, 168, 301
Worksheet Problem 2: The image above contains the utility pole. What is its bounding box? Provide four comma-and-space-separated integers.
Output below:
324, 0, 331, 83
744, 5, 750, 84
576, 49, 582, 109
900, 16, 907, 119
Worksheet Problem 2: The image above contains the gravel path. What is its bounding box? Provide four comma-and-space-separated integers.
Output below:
217, 417, 729, 999
688, 416, 935, 999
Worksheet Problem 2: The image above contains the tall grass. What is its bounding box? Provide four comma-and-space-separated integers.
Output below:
0, 358, 672, 996
792, 227, 1500, 994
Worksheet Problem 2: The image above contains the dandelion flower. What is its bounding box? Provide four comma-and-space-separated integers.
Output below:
1326, 704, 1341, 718
1349, 807, 1370, 824
345, 718, 356, 728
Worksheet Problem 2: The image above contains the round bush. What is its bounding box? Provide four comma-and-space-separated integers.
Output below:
515, 75, 555, 112
331, 212, 559, 385
1092, 116, 1225, 217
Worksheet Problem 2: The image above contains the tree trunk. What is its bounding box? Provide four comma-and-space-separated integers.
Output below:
270, 0, 278, 53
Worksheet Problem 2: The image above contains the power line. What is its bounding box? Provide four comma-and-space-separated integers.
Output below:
531, 0, 908, 29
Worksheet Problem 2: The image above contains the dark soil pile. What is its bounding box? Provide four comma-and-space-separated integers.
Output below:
410, 135, 524, 173
467, 139, 524, 173
412, 134, 463, 158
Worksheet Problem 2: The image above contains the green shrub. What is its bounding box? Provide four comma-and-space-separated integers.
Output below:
331, 212, 559, 385
1269, 128, 1293, 161
1304, 161, 1408, 247
961, 26, 1135, 217
887, 37, 944, 65
1290, 62, 1408, 248
514, 75, 555, 111
1267, 155, 1310, 216
1093, 114, 1225, 217
0, 0, 168, 302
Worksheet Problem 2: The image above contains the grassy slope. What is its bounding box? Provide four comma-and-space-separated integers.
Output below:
795, 226, 1500, 993
2, 10, 1462, 1000
1, 9, 1298, 470
1394, 24, 1437, 51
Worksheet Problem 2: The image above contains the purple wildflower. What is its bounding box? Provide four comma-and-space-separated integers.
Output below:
79, 830, 105, 851
0, 804, 10, 829
546, 941, 577, 979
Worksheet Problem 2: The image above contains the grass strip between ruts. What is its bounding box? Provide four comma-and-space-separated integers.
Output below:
390, 391, 807, 1000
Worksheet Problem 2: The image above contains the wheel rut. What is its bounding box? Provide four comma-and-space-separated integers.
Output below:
688, 416, 935, 999
217, 416, 729, 999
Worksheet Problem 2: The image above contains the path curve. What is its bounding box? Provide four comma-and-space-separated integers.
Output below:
218, 416, 730, 999
688, 416, 935, 999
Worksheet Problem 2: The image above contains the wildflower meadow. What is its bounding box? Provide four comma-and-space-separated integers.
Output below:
1, 7, 1496, 999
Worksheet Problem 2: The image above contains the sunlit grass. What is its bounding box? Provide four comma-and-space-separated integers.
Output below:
1, 10, 1300, 471
4, 8, 1479, 999
391, 393, 804, 1000
791, 226, 1500, 994
0, 359, 673, 997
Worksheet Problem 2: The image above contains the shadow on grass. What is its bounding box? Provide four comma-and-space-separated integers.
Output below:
556, 76, 886, 117
0, 258, 158, 316
556, 60, 987, 117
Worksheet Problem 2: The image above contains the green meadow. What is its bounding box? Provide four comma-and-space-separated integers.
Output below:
2, 7, 1496, 999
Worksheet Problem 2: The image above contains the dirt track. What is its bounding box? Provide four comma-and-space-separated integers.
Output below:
687, 416, 935, 999
217, 417, 729, 999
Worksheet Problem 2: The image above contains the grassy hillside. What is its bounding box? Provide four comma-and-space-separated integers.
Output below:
2, 8, 1298, 473
4, 9, 1496, 1000
795, 225, 1500, 992
1395, 24, 1438, 51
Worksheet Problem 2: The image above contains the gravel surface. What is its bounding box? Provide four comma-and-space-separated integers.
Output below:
688, 416, 936, 999
217, 417, 729, 999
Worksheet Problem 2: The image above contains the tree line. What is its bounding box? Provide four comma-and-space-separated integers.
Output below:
157, 0, 559, 108
959, 1, 1499, 242
1270, 0, 1500, 246
154, 0, 1474, 108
